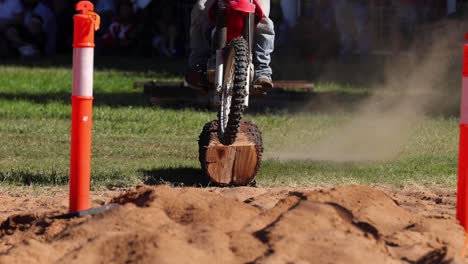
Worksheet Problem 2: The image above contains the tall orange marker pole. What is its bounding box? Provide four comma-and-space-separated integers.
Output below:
69, 1, 100, 213
458, 34, 468, 230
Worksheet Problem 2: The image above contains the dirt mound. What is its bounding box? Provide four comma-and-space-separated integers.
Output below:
0, 185, 465, 263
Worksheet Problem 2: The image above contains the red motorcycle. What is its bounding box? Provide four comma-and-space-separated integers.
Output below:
204, 0, 263, 145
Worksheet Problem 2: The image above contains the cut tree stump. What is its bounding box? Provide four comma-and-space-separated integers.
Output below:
198, 120, 263, 186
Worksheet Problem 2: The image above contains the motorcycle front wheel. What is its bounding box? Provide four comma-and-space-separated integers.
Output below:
217, 37, 249, 145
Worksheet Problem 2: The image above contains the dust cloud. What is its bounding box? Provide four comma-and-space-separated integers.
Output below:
270, 22, 461, 162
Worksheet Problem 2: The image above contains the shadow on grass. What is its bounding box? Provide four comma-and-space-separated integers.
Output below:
0, 55, 187, 76
141, 167, 212, 187
0, 89, 459, 117
0, 170, 68, 186
0, 91, 149, 107
0, 90, 371, 114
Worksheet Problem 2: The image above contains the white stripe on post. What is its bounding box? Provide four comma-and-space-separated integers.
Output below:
72, 48, 94, 97
462, 77, 468, 125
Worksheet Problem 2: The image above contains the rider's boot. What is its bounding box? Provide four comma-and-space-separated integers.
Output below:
185, 64, 211, 92
252, 76, 273, 95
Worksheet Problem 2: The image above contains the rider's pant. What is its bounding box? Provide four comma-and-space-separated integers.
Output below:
189, 0, 275, 79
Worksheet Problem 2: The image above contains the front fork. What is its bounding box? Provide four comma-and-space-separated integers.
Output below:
212, 1, 227, 94
243, 10, 255, 107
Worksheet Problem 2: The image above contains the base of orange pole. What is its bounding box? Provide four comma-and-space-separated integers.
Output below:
69, 95, 93, 212
461, 232, 468, 258
458, 124, 468, 229
55, 203, 119, 219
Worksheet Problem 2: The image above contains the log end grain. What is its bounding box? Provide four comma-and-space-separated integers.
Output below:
198, 120, 263, 186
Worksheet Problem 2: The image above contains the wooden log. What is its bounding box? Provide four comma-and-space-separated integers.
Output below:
137, 80, 316, 110
198, 120, 263, 186
135, 80, 314, 91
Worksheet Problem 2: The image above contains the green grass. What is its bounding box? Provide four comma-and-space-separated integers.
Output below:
0, 62, 460, 189
255, 114, 458, 187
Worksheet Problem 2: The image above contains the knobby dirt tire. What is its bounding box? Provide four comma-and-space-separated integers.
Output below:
217, 37, 249, 145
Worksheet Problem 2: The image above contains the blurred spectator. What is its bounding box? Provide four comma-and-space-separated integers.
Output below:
0, 0, 23, 29
22, 0, 56, 54
270, 0, 288, 49
393, 0, 432, 51
307, 0, 338, 60
51, 0, 73, 53
280, 0, 298, 29
447, 0, 457, 16
0, 0, 461, 60
100, 0, 138, 55
150, 1, 178, 57
0, 0, 24, 57
95, 0, 116, 37
130, 0, 151, 11
2, 0, 56, 58
333, 0, 370, 61
394, 0, 417, 52
291, 0, 338, 61
4, 14, 45, 57
41, 0, 53, 10
95, 0, 116, 15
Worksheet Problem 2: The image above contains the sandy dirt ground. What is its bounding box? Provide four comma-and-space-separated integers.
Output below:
0, 185, 466, 263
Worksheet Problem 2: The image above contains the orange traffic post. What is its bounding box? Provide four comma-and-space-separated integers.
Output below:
459, 33, 468, 258
69, 1, 100, 213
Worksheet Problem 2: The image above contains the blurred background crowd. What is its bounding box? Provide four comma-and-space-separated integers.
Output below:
0, 0, 466, 61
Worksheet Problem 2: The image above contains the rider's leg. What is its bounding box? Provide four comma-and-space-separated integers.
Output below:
189, 0, 275, 68
188, 0, 214, 68
187, 0, 275, 90
253, 0, 275, 82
